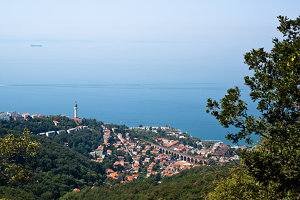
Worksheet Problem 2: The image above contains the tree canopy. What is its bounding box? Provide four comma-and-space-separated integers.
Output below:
206, 15, 300, 199
0, 128, 40, 184
60, 166, 229, 200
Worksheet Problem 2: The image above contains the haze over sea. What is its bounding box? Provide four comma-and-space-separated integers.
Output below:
0, 39, 255, 143
1, 81, 245, 141
1, 1, 299, 144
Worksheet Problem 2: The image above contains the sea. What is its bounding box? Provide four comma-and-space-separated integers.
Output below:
0, 40, 257, 145
0, 82, 255, 144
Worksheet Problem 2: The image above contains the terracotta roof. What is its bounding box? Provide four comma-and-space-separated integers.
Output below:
106, 169, 114, 173
73, 188, 80, 192
114, 161, 120, 165
126, 176, 134, 182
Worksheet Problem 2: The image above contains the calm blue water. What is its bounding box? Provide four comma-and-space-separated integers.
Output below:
0, 83, 253, 143
0, 40, 256, 144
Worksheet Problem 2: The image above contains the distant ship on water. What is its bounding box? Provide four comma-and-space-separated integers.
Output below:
30, 44, 43, 47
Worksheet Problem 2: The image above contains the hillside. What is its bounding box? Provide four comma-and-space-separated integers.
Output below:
0, 116, 237, 199
60, 166, 229, 200
0, 135, 105, 200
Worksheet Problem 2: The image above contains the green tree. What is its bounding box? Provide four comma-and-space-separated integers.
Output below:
0, 128, 41, 184
206, 16, 299, 199
207, 168, 280, 200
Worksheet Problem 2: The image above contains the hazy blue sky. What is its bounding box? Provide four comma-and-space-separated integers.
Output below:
0, 1, 299, 84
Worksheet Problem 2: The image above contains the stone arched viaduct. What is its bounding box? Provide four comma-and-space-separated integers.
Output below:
148, 142, 207, 165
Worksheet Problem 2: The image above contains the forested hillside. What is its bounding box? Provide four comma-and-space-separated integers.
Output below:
0, 117, 232, 200
60, 166, 229, 200
0, 135, 105, 200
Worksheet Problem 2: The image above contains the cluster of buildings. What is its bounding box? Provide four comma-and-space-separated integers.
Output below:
210, 142, 245, 162
1, 105, 245, 184
0, 111, 42, 121
103, 127, 112, 143
155, 137, 242, 163
0, 102, 80, 121
89, 125, 246, 184
38, 125, 89, 137
0, 111, 68, 122
1, 103, 88, 137
130, 126, 187, 139
90, 142, 110, 163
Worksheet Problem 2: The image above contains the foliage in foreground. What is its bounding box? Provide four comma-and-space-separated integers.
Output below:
0, 128, 40, 184
207, 168, 285, 200
60, 166, 229, 200
206, 15, 300, 199
0, 135, 105, 200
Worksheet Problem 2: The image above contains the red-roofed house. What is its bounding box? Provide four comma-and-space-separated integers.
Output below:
72, 117, 83, 124
53, 121, 60, 126
73, 188, 80, 192
107, 150, 112, 155
22, 113, 30, 120
106, 169, 114, 174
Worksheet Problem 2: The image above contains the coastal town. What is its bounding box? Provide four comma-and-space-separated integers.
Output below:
90, 124, 245, 183
0, 10, 297, 199
0, 108, 247, 184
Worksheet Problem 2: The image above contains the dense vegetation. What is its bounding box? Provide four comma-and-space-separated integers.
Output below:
0, 116, 76, 134
0, 117, 233, 200
60, 166, 229, 200
0, 116, 103, 134
0, 117, 106, 199
0, 116, 104, 158
206, 16, 300, 199
0, 116, 105, 199
0, 135, 105, 200
1, 15, 298, 200
52, 130, 103, 157
129, 128, 201, 148
0, 128, 40, 184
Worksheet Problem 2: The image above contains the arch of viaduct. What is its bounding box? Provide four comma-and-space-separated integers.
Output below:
148, 142, 208, 165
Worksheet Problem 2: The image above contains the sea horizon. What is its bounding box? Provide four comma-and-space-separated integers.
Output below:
0, 82, 252, 145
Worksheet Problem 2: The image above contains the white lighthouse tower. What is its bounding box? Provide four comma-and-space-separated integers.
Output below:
74, 102, 78, 118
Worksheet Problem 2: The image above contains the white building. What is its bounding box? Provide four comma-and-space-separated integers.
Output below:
74, 102, 78, 118
67, 128, 77, 134
0, 112, 10, 121
46, 131, 56, 137
7, 111, 19, 117
57, 130, 66, 135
